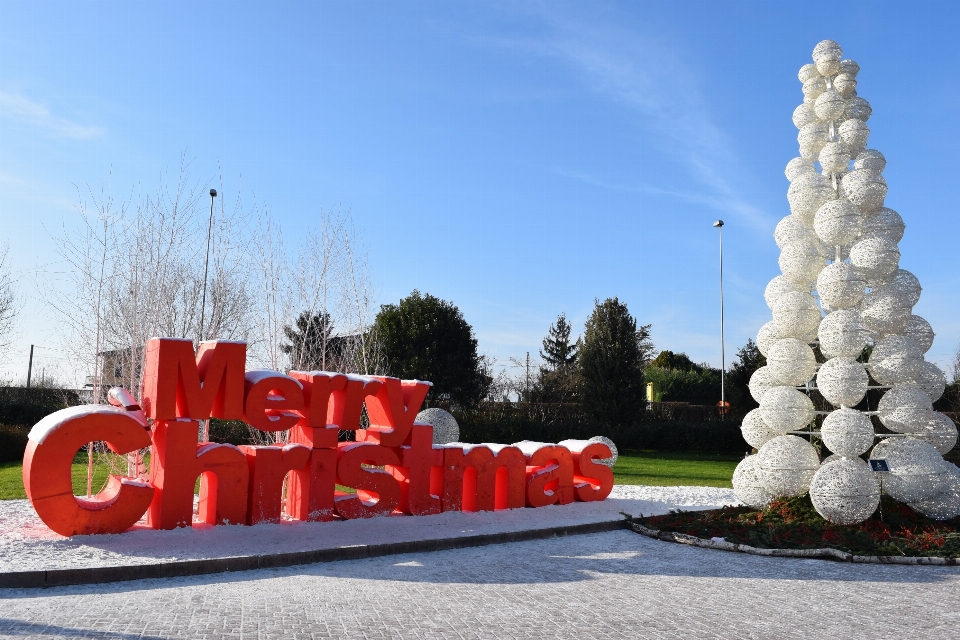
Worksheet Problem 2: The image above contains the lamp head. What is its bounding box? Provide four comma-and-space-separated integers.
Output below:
713, 220, 724, 228
210, 189, 217, 198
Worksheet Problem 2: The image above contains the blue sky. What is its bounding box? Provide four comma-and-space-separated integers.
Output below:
2, 1, 960, 384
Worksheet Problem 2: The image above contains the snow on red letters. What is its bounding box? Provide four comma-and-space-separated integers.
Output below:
21, 338, 612, 535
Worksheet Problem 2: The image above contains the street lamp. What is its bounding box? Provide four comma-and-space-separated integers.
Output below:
713, 220, 726, 417
199, 188, 217, 344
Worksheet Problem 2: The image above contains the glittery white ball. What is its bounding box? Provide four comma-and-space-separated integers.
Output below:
785, 156, 816, 181
787, 173, 836, 222
868, 335, 924, 386
817, 357, 868, 408
818, 308, 870, 359
798, 63, 821, 83
821, 407, 875, 457
760, 386, 815, 434
812, 40, 843, 75
756, 321, 785, 358
844, 97, 872, 122
877, 384, 933, 433
884, 269, 922, 307
817, 141, 850, 175
416, 408, 460, 445
917, 361, 946, 402
749, 365, 785, 403
764, 275, 803, 309
870, 437, 946, 505
833, 73, 857, 98
772, 291, 822, 339
860, 288, 913, 335
814, 89, 846, 121
850, 237, 900, 282
913, 412, 958, 455
801, 77, 827, 101
792, 103, 819, 130
779, 239, 826, 288
757, 435, 821, 497
839, 59, 860, 76
766, 338, 817, 386
859, 207, 904, 244
854, 149, 886, 173
841, 168, 887, 212
809, 457, 880, 524
910, 462, 960, 520
741, 408, 780, 449
732, 455, 774, 509
837, 119, 870, 154
813, 197, 862, 247
903, 315, 934, 353
816, 262, 866, 310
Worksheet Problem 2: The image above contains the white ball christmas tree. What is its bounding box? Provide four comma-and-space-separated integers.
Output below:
731, 40, 960, 524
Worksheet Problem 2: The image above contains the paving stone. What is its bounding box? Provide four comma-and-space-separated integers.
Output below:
0, 531, 958, 638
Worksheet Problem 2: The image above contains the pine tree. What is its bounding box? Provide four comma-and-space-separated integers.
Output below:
282, 311, 336, 371
540, 313, 578, 372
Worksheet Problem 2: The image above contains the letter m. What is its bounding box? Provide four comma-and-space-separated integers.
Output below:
141, 338, 246, 420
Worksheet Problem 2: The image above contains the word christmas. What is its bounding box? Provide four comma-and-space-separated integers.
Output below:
23, 338, 614, 536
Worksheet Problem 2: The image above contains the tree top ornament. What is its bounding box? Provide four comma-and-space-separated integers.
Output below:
732, 40, 960, 525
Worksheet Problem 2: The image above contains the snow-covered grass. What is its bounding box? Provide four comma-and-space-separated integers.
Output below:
0, 485, 738, 573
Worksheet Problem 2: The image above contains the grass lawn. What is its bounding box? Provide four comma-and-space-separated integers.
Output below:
0, 448, 740, 500
612, 450, 740, 488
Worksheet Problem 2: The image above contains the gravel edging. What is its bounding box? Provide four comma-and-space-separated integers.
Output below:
629, 522, 960, 566
0, 519, 630, 589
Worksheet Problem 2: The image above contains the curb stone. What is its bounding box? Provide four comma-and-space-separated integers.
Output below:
0, 519, 630, 589
629, 522, 960, 566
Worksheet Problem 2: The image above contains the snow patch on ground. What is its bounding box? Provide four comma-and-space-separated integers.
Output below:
0, 485, 739, 572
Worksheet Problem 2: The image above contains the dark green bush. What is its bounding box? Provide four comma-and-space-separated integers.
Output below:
0, 424, 30, 463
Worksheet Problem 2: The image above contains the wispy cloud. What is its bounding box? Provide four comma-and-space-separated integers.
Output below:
481, 5, 775, 234
0, 92, 104, 139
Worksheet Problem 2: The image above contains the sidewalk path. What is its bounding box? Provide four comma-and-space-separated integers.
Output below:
1, 528, 958, 639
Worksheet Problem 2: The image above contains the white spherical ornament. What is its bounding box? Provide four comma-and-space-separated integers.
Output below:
818, 308, 870, 358
917, 361, 946, 402
798, 63, 821, 83
757, 435, 821, 497
812, 40, 843, 76
809, 457, 880, 524
416, 408, 460, 445
837, 119, 870, 154
785, 156, 816, 181
903, 315, 934, 353
779, 239, 826, 288
910, 462, 960, 520
817, 141, 850, 174
911, 412, 958, 455
860, 288, 912, 335
841, 168, 887, 212
756, 320, 786, 358
884, 269, 922, 307
877, 384, 933, 433
749, 365, 786, 403
760, 386, 815, 434
833, 73, 857, 98
839, 59, 860, 76
814, 89, 846, 121
817, 357, 868, 408
764, 275, 803, 310
850, 236, 900, 282
870, 437, 946, 505
732, 455, 775, 509
821, 407, 875, 457
767, 338, 818, 386
587, 435, 619, 467
844, 96, 872, 122
859, 207, 904, 244
814, 198, 861, 246
787, 173, 836, 222
816, 262, 866, 310
741, 409, 780, 449
854, 149, 886, 173
792, 103, 819, 130
772, 290, 821, 339
797, 121, 829, 159
801, 77, 826, 101
774, 215, 815, 249
868, 335, 924, 386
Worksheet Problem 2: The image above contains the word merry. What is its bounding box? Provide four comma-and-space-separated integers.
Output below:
23, 338, 613, 536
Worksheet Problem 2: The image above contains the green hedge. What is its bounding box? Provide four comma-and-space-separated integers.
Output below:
0, 424, 29, 463
0, 387, 80, 426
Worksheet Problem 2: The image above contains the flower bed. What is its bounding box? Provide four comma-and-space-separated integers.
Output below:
635, 495, 960, 558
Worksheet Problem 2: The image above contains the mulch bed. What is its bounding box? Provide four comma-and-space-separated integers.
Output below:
634, 496, 960, 558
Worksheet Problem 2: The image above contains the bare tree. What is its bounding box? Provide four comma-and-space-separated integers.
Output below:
0, 243, 21, 359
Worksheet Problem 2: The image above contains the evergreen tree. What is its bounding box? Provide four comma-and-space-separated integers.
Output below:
725, 338, 765, 411
282, 311, 336, 371
650, 350, 702, 373
530, 314, 580, 403
374, 290, 490, 408
540, 313, 578, 371
578, 297, 650, 424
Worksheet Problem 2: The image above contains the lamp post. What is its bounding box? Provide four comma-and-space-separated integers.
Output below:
199, 189, 217, 344
713, 220, 726, 417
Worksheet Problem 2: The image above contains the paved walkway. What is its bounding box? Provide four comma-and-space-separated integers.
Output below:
1, 530, 958, 639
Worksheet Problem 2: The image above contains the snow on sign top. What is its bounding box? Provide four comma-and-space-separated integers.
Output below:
22, 337, 616, 537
